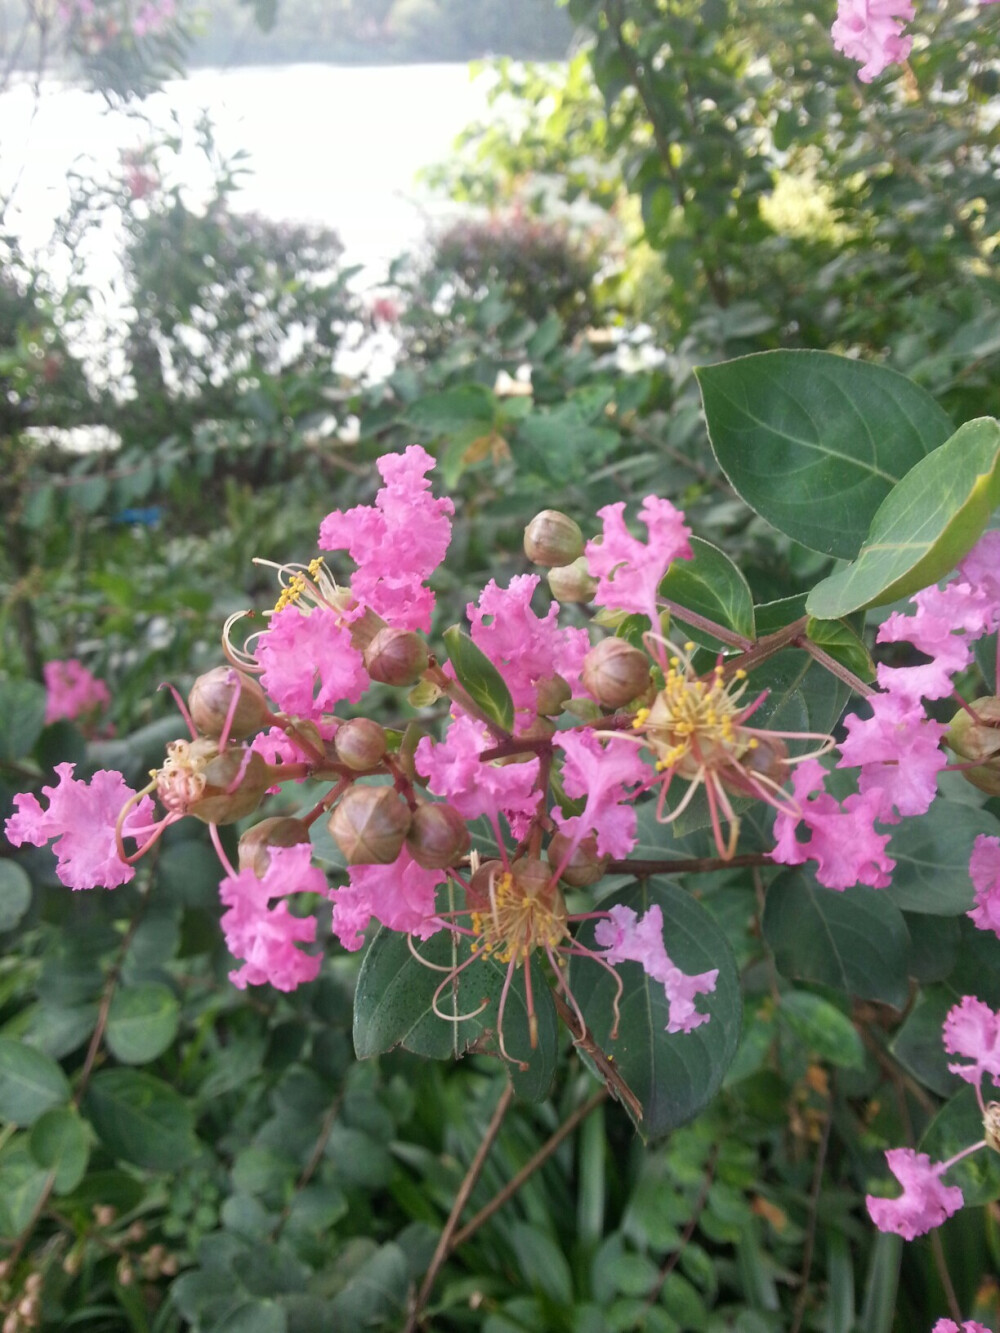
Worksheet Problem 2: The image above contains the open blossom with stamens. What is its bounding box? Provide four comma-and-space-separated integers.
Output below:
865, 1148, 964, 1240
594, 904, 718, 1033
256, 603, 368, 721
969, 835, 1000, 937
4, 764, 154, 890
831, 0, 914, 82
552, 730, 652, 862
219, 844, 327, 991
585, 496, 693, 627
772, 759, 894, 890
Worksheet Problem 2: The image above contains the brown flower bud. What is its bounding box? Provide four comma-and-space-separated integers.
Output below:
363, 627, 430, 686
186, 745, 271, 825
547, 557, 598, 604
524, 510, 584, 567
535, 674, 571, 717
946, 697, 1000, 796
188, 666, 272, 740
238, 816, 312, 876
406, 802, 471, 869
582, 637, 651, 709
546, 831, 609, 887
468, 858, 503, 909
327, 785, 411, 864
335, 718, 387, 771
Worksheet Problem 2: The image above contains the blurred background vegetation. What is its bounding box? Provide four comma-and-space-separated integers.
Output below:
1, 0, 1000, 1328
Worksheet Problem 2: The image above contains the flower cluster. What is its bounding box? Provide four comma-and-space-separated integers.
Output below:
43, 658, 110, 727
831, 0, 999, 81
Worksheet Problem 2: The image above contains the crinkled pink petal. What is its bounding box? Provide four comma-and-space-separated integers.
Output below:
43, 659, 110, 724
771, 759, 894, 890
932, 1321, 991, 1333
257, 604, 368, 720
831, 0, 914, 81
219, 844, 327, 991
251, 720, 337, 792
969, 834, 1000, 936
957, 531, 1000, 610
942, 994, 1000, 1088
585, 496, 692, 626
415, 715, 540, 831
837, 690, 947, 822
866, 1148, 963, 1240
467, 574, 589, 715
552, 730, 652, 860
594, 903, 717, 1033
4, 763, 154, 891
318, 444, 454, 632
329, 847, 444, 951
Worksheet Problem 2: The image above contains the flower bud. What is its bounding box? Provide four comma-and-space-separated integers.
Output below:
946, 697, 1000, 796
582, 637, 651, 709
363, 627, 430, 686
335, 717, 387, 771
535, 674, 571, 717
238, 816, 312, 876
157, 738, 271, 824
468, 858, 503, 908
406, 802, 471, 869
547, 557, 597, 604
524, 510, 584, 567
510, 857, 567, 922
328, 785, 411, 864
546, 831, 609, 887
188, 666, 272, 740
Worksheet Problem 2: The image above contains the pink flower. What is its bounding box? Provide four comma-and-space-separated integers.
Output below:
4, 764, 154, 890
552, 730, 653, 861
256, 604, 368, 720
585, 496, 692, 627
942, 995, 1000, 1089
866, 1148, 963, 1240
831, 0, 914, 82
219, 845, 327, 991
594, 903, 718, 1034
932, 1321, 992, 1333
330, 847, 444, 951
415, 715, 540, 834
957, 530, 1000, 608
836, 690, 947, 823
467, 574, 590, 715
969, 835, 1000, 936
771, 759, 894, 890
318, 445, 454, 631
43, 659, 110, 725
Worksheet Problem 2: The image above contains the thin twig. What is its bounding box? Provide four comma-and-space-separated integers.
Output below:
789, 1092, 834, 1333
403, 1081, 515, 1333
608, 851, 772, 876
929, 1227, 963, 1324
795, 637, 874, 698
551, 992, 643, 1121
452, 1088, 609, 1248
645, 1143, 719, 1306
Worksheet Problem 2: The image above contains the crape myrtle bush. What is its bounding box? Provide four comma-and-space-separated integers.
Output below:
3, 4, 1000, 1333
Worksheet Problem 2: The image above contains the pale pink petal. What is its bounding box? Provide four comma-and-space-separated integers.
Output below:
219, 844, 327, 991
415, 715, 540, 832
585, 496, 692, 626
257, 604, 368, 720
771, 759, 894, 890
329, 847, 444, 951
594, 903, 717, 1033
942, 994, 1000, 1088
832, 0, 914, 81
837, 690, 947, 822
866, 1148, 963, 1240
969, 835, 1000, 936
552, 730, 652, 860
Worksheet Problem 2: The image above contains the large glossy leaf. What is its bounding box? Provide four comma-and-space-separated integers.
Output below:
807, 417, 1000, 618
920, 1086, 1000, 1207
84, 1069, 200, 1171
0, 1038, 71, 1125
658, 536, 755, 649
28, 1106, 89, 1194
106, 984, 180, 1065
884, 800, 998, 915
441, 625, 515, 733
353, 909, 558, 1102
0, 861, 32, 933
696, 350, 951, 558
569, 881, 741, 1142
762, 870, 910, 1007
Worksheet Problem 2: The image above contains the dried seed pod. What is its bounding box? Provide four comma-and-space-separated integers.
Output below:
364, 627, 430, 686
188, 666, 272, 740
582, 637, 651, 709
524, 510, 584, 567
328, 785, 411, 864
335, 717, 387, 771
406, 802, 471, 869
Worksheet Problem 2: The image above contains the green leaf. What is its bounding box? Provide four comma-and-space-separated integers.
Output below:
0, 861, 32, 932
0, 1038, 71, 1125
920, 1086, 1000, 1208
28, 1107, 89, 1194
441, 625, 515, 733
353, 897, 559, 1103
805, 617, 875, 683
406, 384, 496, 433
696, 350, 951, 558
884, 801, 998, 915
569, 881, 741, 1142
0, 679, 47, 762
777, 992, 864, 1069
84, 1069, 199, 1171
890, 988, 959, 1098
105, 984, 180, 1065
659, 537, 755, 649
761, 871, 910, 1007
807, 418, 1000, 618
213, 1300, 288, 1333
0, 1137, 50, 1236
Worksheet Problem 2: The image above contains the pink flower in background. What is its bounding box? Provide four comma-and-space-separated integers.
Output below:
43, 659, 110, 725
836, 690, 948, 823
552, 730, 652, 861
595, 904, 717, 1033
5, 764, 153, 890
330, 847, 444, 951
831, 0, 914, 82
942, 995, 1000, 1088
256, 604, 368, 720
932, 1321, 992, 1333
866, 1148, 963, 1240
415, 715, 540, 834
969, 835, 1000, 936
319, 445, 454, 631
585, 496, 692, 626
133, 0, 175, 37
219, 845, 326, 991
771, 759, 894, 890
